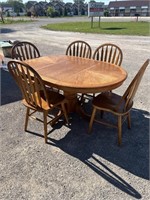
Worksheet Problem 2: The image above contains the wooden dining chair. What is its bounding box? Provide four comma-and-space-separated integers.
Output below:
11, 41, 41, 61
93, 43, 123, 66
88, 59, 149, 146
11, 41, 60, 93
81, 43, 123, 102
66, 40, 92, 100
8, 60, 69, 143
66, 40, 92, 59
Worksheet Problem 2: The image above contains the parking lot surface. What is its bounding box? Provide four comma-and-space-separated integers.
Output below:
0, 17, 150, 200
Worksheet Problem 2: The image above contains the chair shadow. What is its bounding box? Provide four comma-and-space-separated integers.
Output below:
45, 108, 149, 199
1, 68, 22, 105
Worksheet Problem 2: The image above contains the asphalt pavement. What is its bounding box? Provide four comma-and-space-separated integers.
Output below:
0, 17, 150, 200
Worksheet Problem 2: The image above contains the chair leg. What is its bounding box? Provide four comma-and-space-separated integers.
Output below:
24, 107, 30, 131
43, 110, 48, 143
80, 94, 85, 104
127, 112, 131, 129
118, 115, 122, 146
88, 107, 97, 134
61, 103, 69, 124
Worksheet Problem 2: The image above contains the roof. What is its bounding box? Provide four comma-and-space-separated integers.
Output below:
0, 3, 12, 8
108, 1, 150, 8
26, 1, 37, 4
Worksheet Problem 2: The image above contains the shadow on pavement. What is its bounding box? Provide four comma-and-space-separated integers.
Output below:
1, 68, 22, 105
102, 27, 126, 30
3, 62, 148, 198
0, 28, 16, 34
45, 108, 149, 199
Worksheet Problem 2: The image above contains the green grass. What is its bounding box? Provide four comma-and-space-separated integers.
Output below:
0, 18, 34, 24
41, 21, 150, 36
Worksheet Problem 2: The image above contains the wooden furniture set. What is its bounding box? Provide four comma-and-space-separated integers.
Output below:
7, 40, 149, 145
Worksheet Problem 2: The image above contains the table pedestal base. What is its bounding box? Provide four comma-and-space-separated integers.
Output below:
64, 91, 91, 120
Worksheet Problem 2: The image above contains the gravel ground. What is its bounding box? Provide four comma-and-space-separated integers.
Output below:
0, 17, 150, 200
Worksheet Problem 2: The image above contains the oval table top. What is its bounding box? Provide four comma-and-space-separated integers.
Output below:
25, 55, 127, 93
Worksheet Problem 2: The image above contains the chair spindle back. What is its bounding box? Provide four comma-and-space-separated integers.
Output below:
66, 40, 92, 59
11, 41, 40, 61
93, 43, 123, 66
118, 59, 149, 112
8, 60, 49, 109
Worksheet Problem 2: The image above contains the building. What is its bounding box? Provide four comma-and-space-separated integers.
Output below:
108, 0, 150, 16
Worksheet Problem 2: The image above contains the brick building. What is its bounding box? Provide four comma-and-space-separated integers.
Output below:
108, 0, 150, 16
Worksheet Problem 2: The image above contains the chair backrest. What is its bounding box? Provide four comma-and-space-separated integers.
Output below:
93, 43, 123, 66
8, 60, 49, 109
66, 40, 92, 59
11, 41, 40, 61
117, 59, 149, 112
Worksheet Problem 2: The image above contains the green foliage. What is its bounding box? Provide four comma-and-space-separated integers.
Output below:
46, 6, 54, 17
74, 0, 85, 4
0, 18, 33, 24
51, 10, 60, 17
6, 0, 24, 13
7, 0, 23, 3
64, 7, 67, 16
41, 21, 150, 36
46, 6, 61, 17
104, 10, 109, 17
6, 11, 10, 17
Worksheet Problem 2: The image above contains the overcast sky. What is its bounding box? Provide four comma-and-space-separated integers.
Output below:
0, 0, 111, 5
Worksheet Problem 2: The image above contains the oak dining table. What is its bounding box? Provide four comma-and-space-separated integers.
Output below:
24, 55, 127, 115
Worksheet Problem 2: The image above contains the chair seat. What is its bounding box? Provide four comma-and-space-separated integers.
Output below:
46, 89, 65, 105
23, 90, 66, 111
93, 92, 127, 113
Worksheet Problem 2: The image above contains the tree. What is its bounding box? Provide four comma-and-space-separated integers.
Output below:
7, 0, 24, 15
73, 0, 85, 3
46, 6, 54, 17
58, 7, 63, 16
64, 7, 67, 16
135, 13, 140, 22
7, 0, 23, 2
73, 0, 85, 15
0, 6, 4, 23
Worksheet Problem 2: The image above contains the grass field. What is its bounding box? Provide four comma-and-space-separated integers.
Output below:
42, 21, 150, 36
0, 18, 34, 24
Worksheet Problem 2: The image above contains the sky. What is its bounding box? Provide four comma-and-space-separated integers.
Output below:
0, 0, 111, 5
